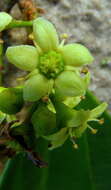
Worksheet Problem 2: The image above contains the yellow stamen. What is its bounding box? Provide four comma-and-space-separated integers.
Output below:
28, 33, 34, 40
17, 77, 25, 81
61, 33, 68, 39
88, 126, 98, 134
73, 143, 79, 149
98, 118, 104, 125
42, 96, 49, 103
81, 67, 89, 74
80, 95, 85, 100
0, 39, 4, 44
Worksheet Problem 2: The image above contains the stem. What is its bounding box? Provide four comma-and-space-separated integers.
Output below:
0, 40, 3, 85
6, 20, 33, 29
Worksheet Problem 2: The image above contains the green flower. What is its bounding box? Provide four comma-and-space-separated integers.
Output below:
44, 101, 107, 150
0, 12, 12, 32
6, 17, 94, 102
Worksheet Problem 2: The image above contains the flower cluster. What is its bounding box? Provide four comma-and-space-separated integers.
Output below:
0, 14, 107, 151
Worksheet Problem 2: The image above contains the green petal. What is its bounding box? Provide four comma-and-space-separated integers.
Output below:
31, 103, 56, 137
63, 96, 81, 108
0, 12, 12, 32
59, 43, 94, 67
23, 74, 53, 102
6, 45, 38, 71
44, 128, 69, 150
71, 123, 89, 138
0, 87, 24, 114
55, 71, 86, 97
33, 17, 59, 52
88, 102, 108, 121
54, 101, 90, 129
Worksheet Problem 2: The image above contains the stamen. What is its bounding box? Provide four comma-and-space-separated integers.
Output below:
28, 33, 34, 40
61, 33, 68, 40
70, 137, 78, 149
88, 126, 98, 134
98, 118, 104, 125
80, 95, 85, 100
39, 51, 64, 79
81, 67, 89, 74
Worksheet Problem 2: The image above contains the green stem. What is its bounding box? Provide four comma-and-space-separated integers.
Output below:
6, 20, 33, 29
0, 40, 3, 85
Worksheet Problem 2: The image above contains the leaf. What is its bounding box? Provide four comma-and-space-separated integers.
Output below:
76, 90, 111, 189
0, 139, 49, 190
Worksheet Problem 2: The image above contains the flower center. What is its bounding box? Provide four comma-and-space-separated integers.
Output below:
38, 51, 65, 79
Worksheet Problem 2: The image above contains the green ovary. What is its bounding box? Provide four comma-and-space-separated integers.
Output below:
39, 51, 65, 79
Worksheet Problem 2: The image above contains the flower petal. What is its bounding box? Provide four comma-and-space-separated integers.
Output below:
23, 74, 53, 102
63, 96, 81, 108
54, 101, 90, 129
33, 17, 59, 52
44, 128, 68, 150
59, 43, 94, 67
55, 71, 86, 97
88, 102, 108, 121
0, 12, 12, 32
6, 45, 38, 71
71, 123, 88, 138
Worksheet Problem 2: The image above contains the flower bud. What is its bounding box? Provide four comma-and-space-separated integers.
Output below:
0, 12, 12, 32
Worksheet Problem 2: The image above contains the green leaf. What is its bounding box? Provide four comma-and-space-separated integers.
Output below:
76, 90, 111, 189
0, 139, 49, 190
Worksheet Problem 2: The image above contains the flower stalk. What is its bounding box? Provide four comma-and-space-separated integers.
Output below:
6, 20, 33, 29
0, 39, 3, 85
